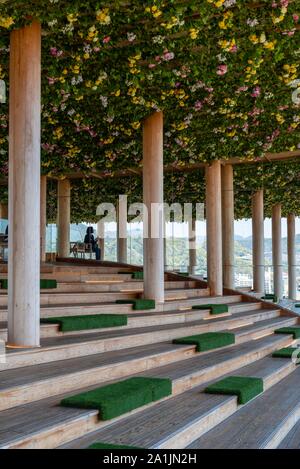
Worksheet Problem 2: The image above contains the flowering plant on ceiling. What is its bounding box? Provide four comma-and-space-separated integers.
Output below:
0, 0, 299, 215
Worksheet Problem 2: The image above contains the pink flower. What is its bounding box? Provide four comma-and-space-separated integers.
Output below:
103, 36, 111, 44
293, 14, 299, 22
194, 101, 203, 111
217, 64, 228, 75
163, 51, 175, 61
251, 86, 261, 98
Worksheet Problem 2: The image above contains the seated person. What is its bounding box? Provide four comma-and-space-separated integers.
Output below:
84, 227, 101, 260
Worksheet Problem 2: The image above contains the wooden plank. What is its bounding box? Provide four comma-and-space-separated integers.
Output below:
188, 366, 300, 449
61, 351, 297, 450
0, 335, 292, 449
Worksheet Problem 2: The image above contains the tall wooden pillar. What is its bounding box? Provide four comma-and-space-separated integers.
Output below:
97, 219, 105, 260
206, 161, 223, 296
252, 190, 265, 293
188, 218, 197, 275
0, 203, 8, 220
272, 203, 283, 299
287, 213, 297, 300
8, 22, 41, 347
117, 198, 127, 264
57, 179, 71, 258
222, 164, 235, 289
40, 175, 47, 263
143, 112, 164, 303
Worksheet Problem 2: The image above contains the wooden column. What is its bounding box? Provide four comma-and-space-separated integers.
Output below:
272, 203, 283, 299
117, 198, 127, 264
222, 164, 235, 289
0, 203, 8, 220
8, 22, 41, 348
252, 190, 265, 293
97, 219, 105, 260
206, 161, 223, 296
287, 213, 297, 300
40, 175, 47, 263
188, 218, 197, 275
57, 179, 71, 258
143, 111, 164, 303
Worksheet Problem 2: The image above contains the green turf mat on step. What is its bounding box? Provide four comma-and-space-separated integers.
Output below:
178, 272, 189, 277
261, 294, 278, 302
192, 304, 229, 315
131, 272, 144, 280
116, 299, 155, 310
0, 279, 8, 289
173, 332, 235, 352
272, 347, 300, 359
40, 314, 127, 332
295, 304, 300, 308
0, 279, 57, 289
205, 376, 263, 404
40, 279, 57, 289
275, 327, 300, 339
61, 377, 172, 420
88, 442, 143, 450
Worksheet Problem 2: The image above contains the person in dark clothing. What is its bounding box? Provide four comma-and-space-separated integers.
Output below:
84, 227, 101, 260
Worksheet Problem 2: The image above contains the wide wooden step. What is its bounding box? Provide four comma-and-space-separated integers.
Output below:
0, 288, 210, 307
0, 294, 245, 322
278, 416, 300, 448
0, 303, 260, 341
0, 323, 292, 412
187, 365, 300, 449
42, 280, 199, 293
0, 342, 196, 412
0, 334, 292, 449
1, 307, 291, 370
62, 352, 297, 450
38, 301, 267, 339
0, 301, 263, 341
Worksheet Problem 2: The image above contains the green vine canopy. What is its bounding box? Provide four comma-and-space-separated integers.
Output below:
0, 1, 299, 220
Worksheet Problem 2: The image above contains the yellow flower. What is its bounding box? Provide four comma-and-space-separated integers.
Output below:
96, 8, 111, 25
131, 121, 141, 130
0, 17, 14, 29
190, 28, 199, 39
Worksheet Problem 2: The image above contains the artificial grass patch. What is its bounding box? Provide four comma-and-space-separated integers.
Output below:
295, 304, 300, 308
0, 279, 8, 289
88, 442, 143, 450
261, 294, 278, 302
205, 376, 264, 404
116, 299, 155, 310
275, 327, 300, 339
40, 314, 127, 332
131, 272, 144, 280
40, 279, 57, 289
0, 279, 57, 289
192, 304, 229, 315
61, 377, 172, 420
173, 332, 235, 352
272, 347, 299, 359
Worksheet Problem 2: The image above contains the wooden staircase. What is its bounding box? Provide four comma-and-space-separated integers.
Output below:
0, 261, 299, 449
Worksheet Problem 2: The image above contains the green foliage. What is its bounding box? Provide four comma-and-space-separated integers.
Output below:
0, 1, 299, 180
